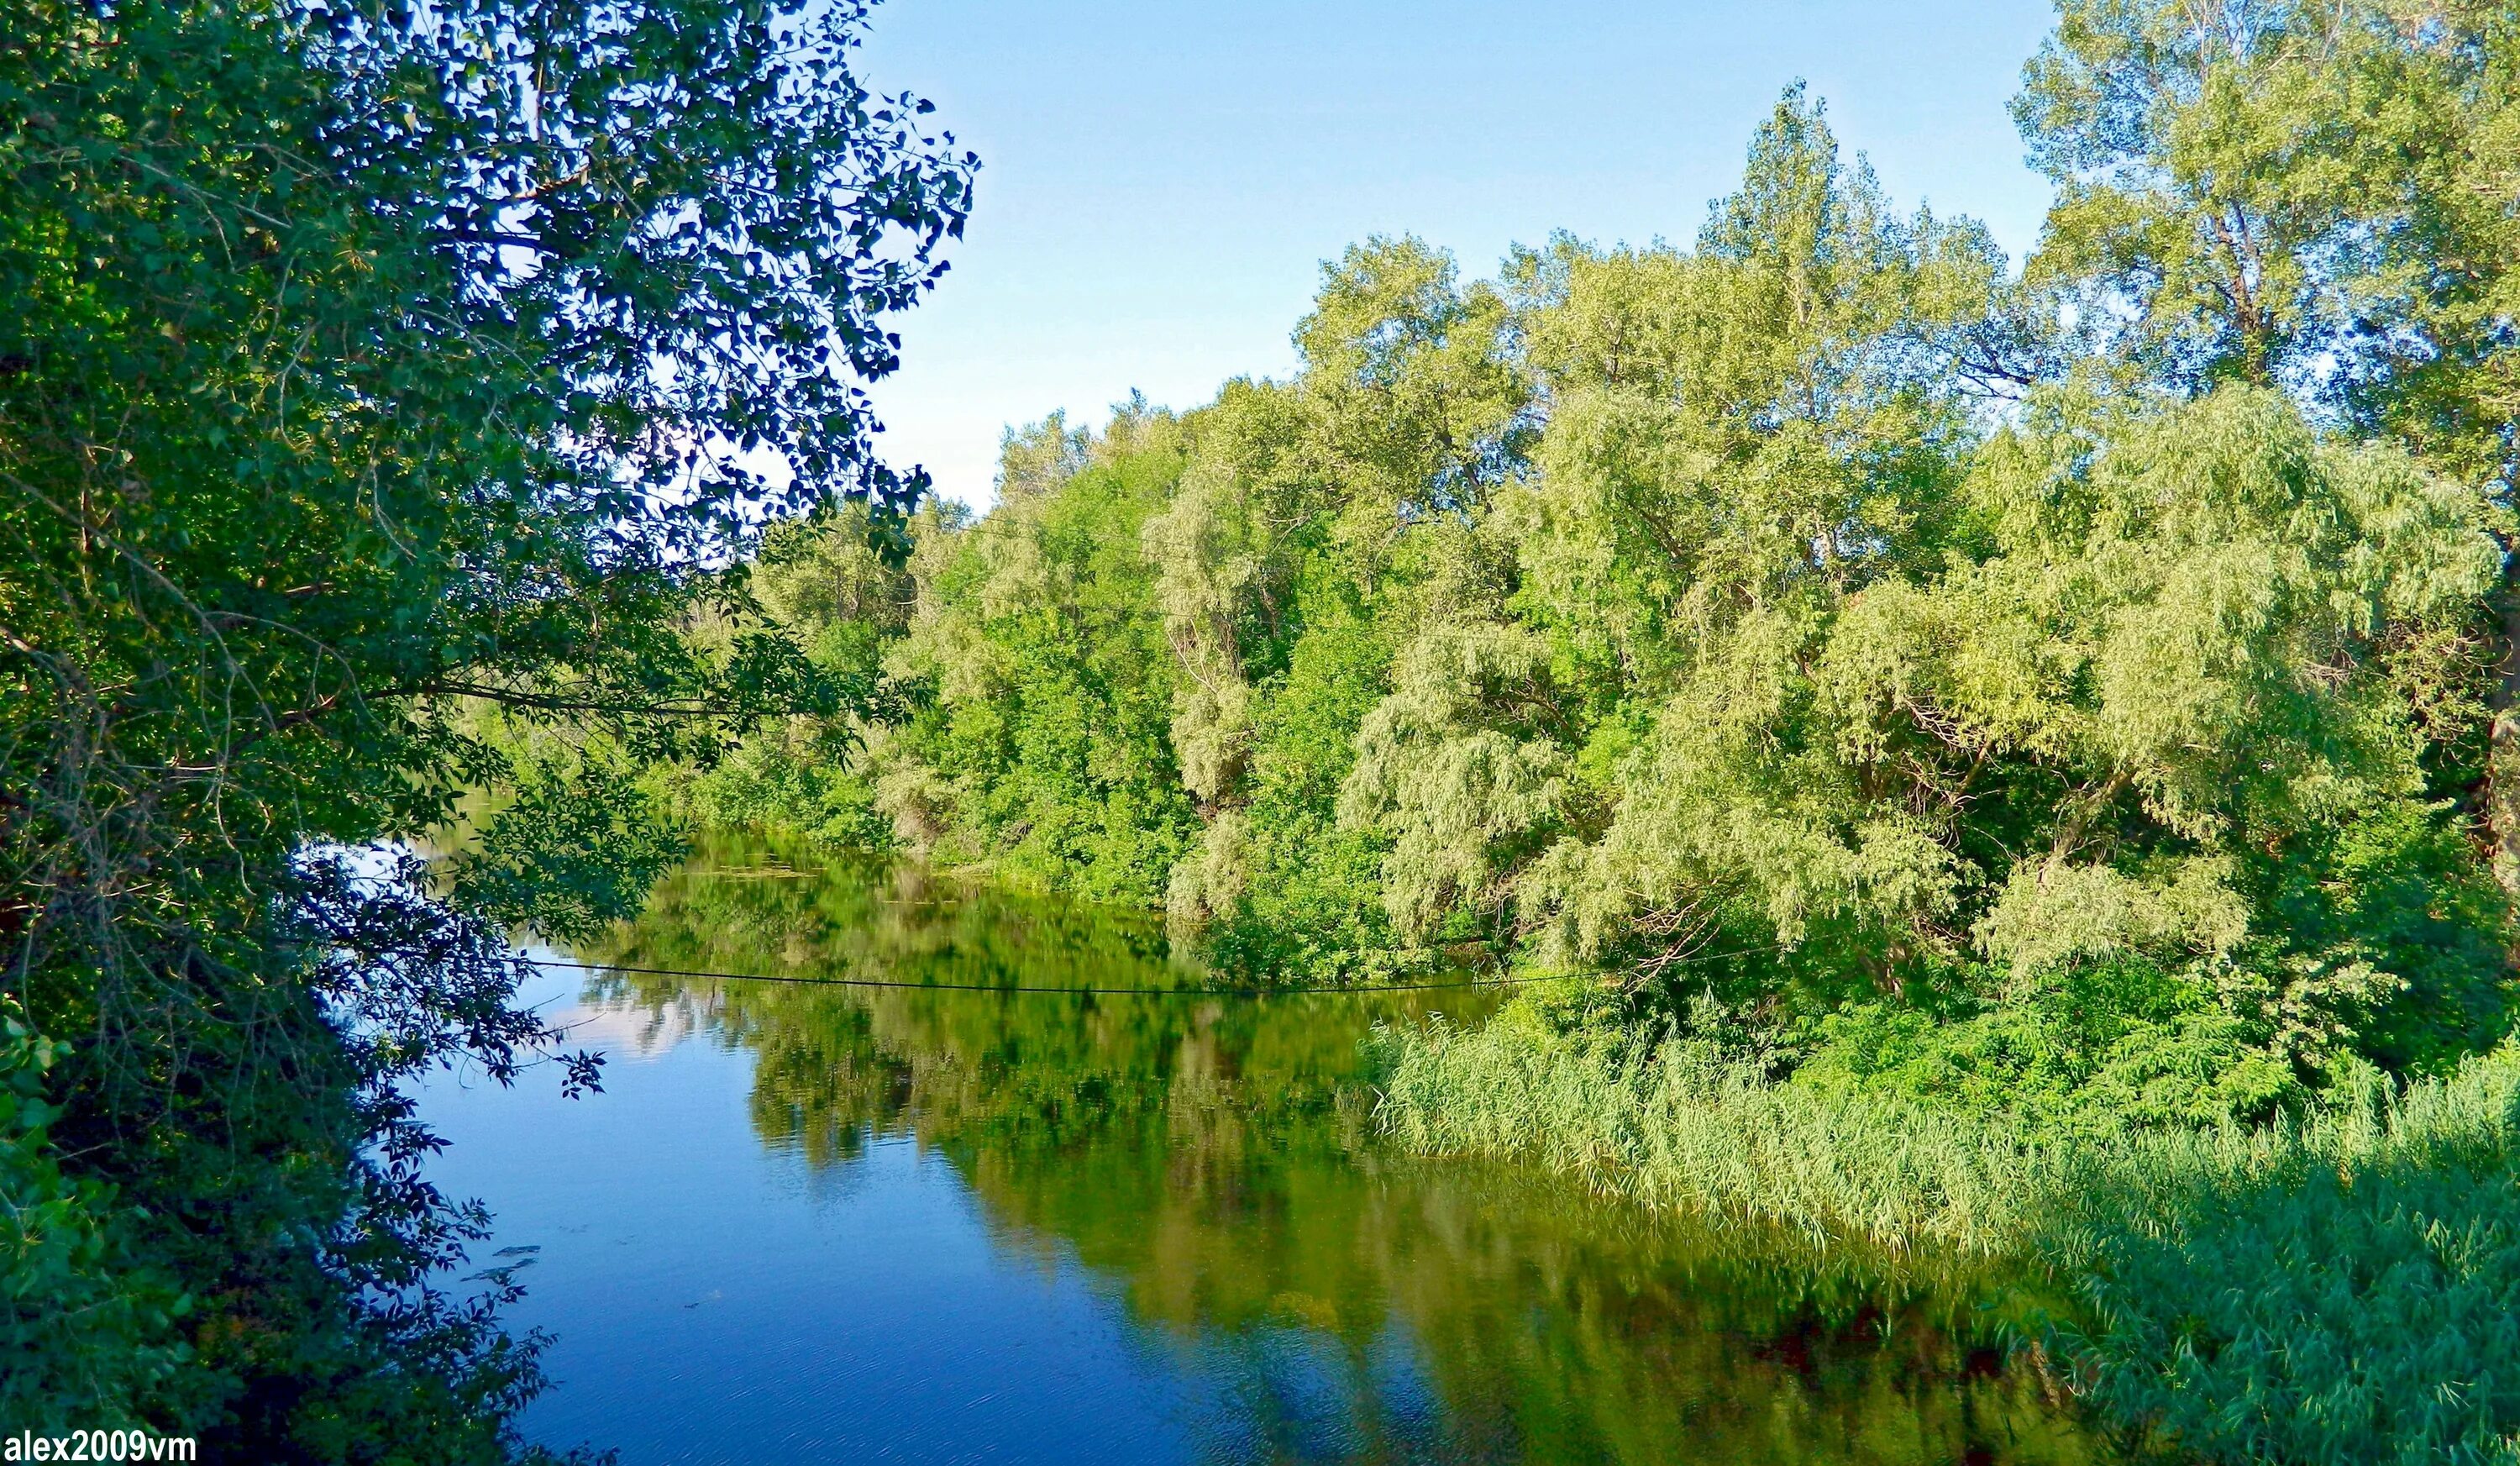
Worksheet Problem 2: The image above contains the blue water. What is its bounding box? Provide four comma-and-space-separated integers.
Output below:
414, 859, 2113, 1466
423, 969, 1206, 1464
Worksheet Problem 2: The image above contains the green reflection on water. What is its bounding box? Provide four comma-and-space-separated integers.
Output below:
580, 833, 2128, 1466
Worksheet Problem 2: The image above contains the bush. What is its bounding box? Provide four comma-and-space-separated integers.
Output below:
0, 1008, 191, 1429
2059, 1054, 2520, 1465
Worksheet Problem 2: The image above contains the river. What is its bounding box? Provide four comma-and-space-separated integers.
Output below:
417, 834, 2120, 1464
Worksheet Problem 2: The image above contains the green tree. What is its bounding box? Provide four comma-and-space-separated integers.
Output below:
1355, 91, 2009, 981
1, 0, 969, 1448
2016, 0, 2520, 875
871, 403, 1201, 905
1154, 238, 1531, 977
735, 81, 2513, 1078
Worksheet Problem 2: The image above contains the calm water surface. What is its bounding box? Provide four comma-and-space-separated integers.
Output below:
417, 837, 2118, 1465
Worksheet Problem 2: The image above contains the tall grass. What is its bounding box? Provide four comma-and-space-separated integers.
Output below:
1374, 1001, 2091, 1253
1373, 1001, 2520, 1463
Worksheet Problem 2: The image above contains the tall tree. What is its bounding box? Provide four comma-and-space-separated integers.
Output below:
2017, 0, 2520, 877
0, 0, 969, 1448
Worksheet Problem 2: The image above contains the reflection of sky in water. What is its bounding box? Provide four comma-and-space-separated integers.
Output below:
428, 972, 1492, 1461
423, 968, 1479, 1464
422, 990, 1200, 1465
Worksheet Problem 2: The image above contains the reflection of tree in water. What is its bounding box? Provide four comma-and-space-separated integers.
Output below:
582, 833, 2124, 1465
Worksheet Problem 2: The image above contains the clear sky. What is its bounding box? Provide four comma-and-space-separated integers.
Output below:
853, 0, 2062, 509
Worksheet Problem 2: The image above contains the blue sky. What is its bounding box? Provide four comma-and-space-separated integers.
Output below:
853, 1, 2061, 508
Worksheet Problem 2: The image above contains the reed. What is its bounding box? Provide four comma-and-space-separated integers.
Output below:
1373, 1004, 2520, 1463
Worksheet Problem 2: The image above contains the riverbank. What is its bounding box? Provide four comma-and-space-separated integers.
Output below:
1373, 996, 2520, 1464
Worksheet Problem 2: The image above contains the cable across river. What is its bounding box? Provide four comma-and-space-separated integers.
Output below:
529, 943, 1779, 999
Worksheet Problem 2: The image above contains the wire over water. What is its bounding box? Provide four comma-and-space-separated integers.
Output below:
531, 942, 1777, 999
533, 956, 1533, 998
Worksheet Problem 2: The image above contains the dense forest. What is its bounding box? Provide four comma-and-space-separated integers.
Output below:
6, 0, 2519, 1461
686, 34, 2518, 1115
623, 7, 2520, 1460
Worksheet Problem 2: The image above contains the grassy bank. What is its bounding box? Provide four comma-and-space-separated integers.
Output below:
1374, 997, 2520, 1464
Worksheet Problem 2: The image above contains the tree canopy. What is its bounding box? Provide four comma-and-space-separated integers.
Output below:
2, 0, 969, 1449
704, 66, 2514, 1127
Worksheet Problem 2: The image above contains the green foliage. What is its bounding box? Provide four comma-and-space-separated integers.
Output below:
2, 0, 967, 1450
17, 0, 2506, 1454
715, 67, 2512, 1080
2066, 1095, 2520, 1465
0, 1006, 190, 1428
1375, 992, 2520, 1463
665, 499, 927, 849
883, 410, 1203, 903
1194, 606, 1415, 982
1793, 966, 2288, 1135
1375, 990, 2073, 1252
645, 13, 2520, 1462
2018, 0, 2519, 449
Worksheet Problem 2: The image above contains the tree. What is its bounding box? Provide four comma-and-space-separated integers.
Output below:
878, 407, 1202, 906
1352, 90, 2008, 976
0, 0, 969, 1448
2017, 0, 2520, 880
1152, 238, 1530, 972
